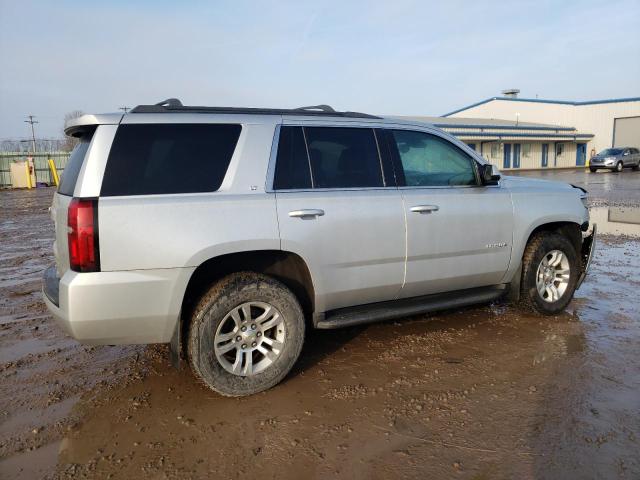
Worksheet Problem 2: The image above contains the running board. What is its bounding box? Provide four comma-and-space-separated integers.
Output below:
315, 285, 507, 330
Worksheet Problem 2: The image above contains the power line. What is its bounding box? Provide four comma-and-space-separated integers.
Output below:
24, 115, 39, 154
119, 106, 130, 113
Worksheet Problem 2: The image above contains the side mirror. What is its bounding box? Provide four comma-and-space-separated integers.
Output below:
623, 151, 630, 156
479, 163, 500, 185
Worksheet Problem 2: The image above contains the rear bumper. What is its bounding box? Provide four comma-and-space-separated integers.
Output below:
576, 224, 596, 289
42, 265, 194, 345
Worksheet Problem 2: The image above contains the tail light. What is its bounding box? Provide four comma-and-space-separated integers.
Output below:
68, 198, 100, 272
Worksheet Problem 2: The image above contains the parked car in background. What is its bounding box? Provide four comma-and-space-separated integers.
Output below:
590, 147, 640, 172
43, 99, 596, 396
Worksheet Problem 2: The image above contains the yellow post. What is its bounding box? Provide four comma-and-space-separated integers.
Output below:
48, 158, 60, 187
25, 161, 32, 189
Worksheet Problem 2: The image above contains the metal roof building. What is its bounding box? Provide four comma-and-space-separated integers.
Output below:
435, 93, 640, 170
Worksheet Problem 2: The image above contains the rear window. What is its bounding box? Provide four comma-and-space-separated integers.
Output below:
273, 126, 384, 190
58, 134, 92, 196
101, 124, 241, 196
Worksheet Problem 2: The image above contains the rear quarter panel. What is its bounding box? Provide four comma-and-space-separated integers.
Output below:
97, 122, 280, 271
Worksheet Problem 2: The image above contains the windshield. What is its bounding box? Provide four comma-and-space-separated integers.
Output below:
598, 148, 623, 156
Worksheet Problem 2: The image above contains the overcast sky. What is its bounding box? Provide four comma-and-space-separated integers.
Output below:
1, 0, 639, 138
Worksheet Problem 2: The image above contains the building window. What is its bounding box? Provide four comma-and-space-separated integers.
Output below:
522, 143, 531, 158
490, 143, 500, 158
556, 143, 564, 156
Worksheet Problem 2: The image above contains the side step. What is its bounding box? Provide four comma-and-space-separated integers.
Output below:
315, 285, 507, 329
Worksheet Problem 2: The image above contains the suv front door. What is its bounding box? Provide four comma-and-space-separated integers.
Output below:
383, 128, 514, 298
272, 124, 405, 313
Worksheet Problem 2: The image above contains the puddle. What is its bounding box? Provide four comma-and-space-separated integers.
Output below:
589, 206, 640, 236
0, 441, 61, 480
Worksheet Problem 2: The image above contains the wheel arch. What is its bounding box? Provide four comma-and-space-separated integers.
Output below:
179, 250, 315, 356
525, 221, 583, 256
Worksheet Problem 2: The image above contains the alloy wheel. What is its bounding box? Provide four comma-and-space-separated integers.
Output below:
213, 301, 286, 376
536, 250, 571, 303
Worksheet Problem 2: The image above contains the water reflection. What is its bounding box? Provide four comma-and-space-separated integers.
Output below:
589, 206, 640, 236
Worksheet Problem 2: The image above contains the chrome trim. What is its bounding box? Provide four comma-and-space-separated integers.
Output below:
289, 209, 325, 218
410, 205, 440, 213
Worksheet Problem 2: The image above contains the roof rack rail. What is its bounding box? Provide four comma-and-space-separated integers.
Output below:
129, 99, 380, 118
155, 98, 183, 108
294, 104, 336, 113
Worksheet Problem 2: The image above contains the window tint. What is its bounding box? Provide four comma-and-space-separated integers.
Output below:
101, 124, 241, 196
305, 127, 383, 188
391, 130, 477, 187
58, 134, 92, 196
273, 126, 311, 190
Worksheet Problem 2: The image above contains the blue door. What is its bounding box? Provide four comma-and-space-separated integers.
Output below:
541, 143, 549, 167
576, 143, 586, 166
503, 144, 511, 168
467, 143, 476, 151
513, 144, 521, 168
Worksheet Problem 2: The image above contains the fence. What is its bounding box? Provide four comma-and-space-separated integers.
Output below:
0, 152, 71, 188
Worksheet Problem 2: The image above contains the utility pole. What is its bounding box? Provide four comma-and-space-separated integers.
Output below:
119, 106, 130, 113
24, 115, 38, 154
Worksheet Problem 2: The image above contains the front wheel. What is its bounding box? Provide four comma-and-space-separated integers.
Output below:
188, 272, 305, 396
519, 233, 579, 315
589, 167, 597, 173
614, 161, 623, 172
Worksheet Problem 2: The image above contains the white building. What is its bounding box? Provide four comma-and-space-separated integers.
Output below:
431, 93, 640, 170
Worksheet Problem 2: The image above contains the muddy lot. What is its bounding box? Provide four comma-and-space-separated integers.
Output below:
1, 169, 639, 479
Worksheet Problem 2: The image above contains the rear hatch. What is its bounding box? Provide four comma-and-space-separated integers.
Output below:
51, 132, 94, 277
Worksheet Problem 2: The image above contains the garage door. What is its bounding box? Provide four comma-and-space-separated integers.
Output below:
613, 116, 640, 148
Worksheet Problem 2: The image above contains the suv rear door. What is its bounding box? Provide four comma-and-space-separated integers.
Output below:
272, 123, 405, 313
383, 127, 513, 298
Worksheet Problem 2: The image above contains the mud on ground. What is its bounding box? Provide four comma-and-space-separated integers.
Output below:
1, 173, 639, 479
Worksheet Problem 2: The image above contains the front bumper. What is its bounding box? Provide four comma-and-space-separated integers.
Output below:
576, 224, 596, 289
42, 265, 193, 345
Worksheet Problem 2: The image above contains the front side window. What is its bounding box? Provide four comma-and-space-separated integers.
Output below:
273, 126, 384, 190
101, 124, 241, 196
390, 130, 477, 187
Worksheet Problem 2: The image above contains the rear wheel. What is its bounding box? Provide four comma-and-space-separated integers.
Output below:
632, 163, 639, 171
519, 233, 579, 315
188, 272, 305, 396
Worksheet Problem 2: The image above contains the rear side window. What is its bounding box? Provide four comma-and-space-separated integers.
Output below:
101, 124, 241, 196
273, 127, 311, 190
273, 126, 384, 190
58, 134, 92, 196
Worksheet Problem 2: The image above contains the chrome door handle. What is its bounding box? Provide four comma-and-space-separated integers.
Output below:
410, 205, 439, 214
289, 209, 325, 219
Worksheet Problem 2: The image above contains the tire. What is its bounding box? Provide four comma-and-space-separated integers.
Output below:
519, 232, 579, 315
632, 163, 639, 171
615, 161, 623, 172
187, 272, 305, 396
589, 167, 597, 173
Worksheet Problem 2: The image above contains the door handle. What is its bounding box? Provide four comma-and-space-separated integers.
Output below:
289, 209, 325, 219
410, 205, 439, 214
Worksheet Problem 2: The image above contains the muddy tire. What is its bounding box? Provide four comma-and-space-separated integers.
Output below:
519, 233, 579, 315
187, 272, 305, 396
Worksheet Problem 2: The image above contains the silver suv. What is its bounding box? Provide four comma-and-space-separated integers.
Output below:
43, 99, 596, 396
590, 147, 640, 172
